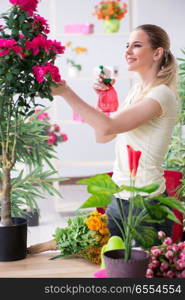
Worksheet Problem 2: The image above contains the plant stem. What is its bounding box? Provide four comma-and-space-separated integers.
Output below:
124, 177, 135, 261
1, 166, 13, 226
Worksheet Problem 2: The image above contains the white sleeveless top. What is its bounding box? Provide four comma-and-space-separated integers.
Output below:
112, 84, 178, 199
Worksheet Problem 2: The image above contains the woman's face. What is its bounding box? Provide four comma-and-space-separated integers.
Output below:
125, 29, 156, 73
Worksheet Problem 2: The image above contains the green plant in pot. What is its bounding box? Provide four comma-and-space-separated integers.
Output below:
77, 145, 185, 277
0, 0, 65, 261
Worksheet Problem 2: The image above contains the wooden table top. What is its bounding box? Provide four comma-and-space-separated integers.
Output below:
0, 251, 99, 278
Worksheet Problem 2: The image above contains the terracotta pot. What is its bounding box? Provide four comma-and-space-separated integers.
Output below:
104, 249, 149, 278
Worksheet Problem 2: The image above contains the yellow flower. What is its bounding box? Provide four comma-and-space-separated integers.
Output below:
99, 227, 110, 235
74, 47, 88, 54
65, 41, 72, 47
86, 215, 102, 231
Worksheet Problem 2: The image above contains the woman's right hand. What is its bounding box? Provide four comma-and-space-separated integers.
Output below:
93, 73, 115, 93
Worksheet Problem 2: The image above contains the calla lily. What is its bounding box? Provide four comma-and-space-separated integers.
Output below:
126, 145, 141, 179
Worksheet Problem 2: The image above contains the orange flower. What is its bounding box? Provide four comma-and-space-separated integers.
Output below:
86, 215, 102, 231
74, 47, 87, 54
99, 227, 110, 235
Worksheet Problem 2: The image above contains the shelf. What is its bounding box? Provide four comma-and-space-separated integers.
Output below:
54, 32, 130, 38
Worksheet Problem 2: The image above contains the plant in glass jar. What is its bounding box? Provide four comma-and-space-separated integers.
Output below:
65, 41, 88, 77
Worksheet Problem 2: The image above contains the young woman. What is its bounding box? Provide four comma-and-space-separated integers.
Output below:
52, 24, 178, 238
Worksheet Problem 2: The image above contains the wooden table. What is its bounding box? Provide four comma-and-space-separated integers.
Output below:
0, 251, 99, 278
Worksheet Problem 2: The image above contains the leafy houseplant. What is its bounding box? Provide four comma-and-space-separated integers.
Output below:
0, 0, 65, 260
93, 0, 128, 33
77, 145, 185, 274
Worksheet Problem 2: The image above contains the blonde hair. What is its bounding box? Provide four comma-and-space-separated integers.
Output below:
135, 24, 178, 95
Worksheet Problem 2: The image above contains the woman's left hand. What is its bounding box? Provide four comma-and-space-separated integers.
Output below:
51, 80, 70, 96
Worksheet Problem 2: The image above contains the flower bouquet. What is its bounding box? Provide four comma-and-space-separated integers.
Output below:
27, 210, 110, 264
93, 1, 128, 33
146, 231, 185, 278
34, 109, 68, 146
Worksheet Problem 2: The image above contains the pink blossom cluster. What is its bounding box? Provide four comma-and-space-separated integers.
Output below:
0, 38, 23, 57
35, 109, 68, 146
25, 34, 65, 56
33, 62, 61, 83
32, 14, 50, 34
146, 231, 185, 278
9, 0, 38, 16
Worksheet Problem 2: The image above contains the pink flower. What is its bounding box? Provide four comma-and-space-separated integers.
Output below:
54, 124, 60, 132
163, 237, 173, 245
9, 0, 38, 16
33, 63, 61, 83
160, 261, 169, 272
176, 259, 185, 270
166, 270, 175, 278
61, 133, 68, 142
151, 248, 161, 257
25, 34, 65, 56
158, 231, 166, 240
181, 270, 185, 278
32, 14, 50, 34
165, 250, 174, 260
171, 243, 179, 252
35, 109, 49, 120
47, 133, 57, 145
146, 269, 154, 278
178, 242, 185, 250
0, 38, 23, 57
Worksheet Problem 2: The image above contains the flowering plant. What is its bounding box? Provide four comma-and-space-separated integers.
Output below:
34, 109, 68, 146
65, 41, 88, 71
0, 0, 65, 226
146, 231, 185, 278
50, 210, 110, 264
93, 0, 128, 20
78, 145, 185, 261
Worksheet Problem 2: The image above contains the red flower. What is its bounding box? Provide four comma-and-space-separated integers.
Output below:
33, 63, 61, 83
32, 14, 50, 34
61, 133, 68, 142
126, 145, 141, 179
47, 133, 57, 145
9, 0, 38, 16
0, 38, 23, 58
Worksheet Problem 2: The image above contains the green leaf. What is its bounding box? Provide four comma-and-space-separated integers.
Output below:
119, 183, 160, 194
80, 194, 112, 209
132, 226, 158, 249
144, 203, 167, 220
158, 206, 181, 224
77, 173, 119, 195
149, 195, 185, 214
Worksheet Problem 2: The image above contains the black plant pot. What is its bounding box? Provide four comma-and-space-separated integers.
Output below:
0, 217, 27, 261
24, 209, 39, 227
104, 249, 149, 278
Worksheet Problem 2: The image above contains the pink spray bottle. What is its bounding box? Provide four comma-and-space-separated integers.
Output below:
97, 65, 119, 113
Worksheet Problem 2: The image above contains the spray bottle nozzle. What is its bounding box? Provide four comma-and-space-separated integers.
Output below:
99, 65, 112, 84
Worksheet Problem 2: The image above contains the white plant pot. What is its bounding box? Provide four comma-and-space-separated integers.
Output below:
68, 67, 80, 78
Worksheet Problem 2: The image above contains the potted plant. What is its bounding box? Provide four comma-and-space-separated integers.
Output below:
65, 42, 88, 78
93, 0, 128, 33
0, 0, 65, 261
77, 145, 185, 277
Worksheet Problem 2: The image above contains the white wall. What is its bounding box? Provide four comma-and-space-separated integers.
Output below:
1, 0, 185, 177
